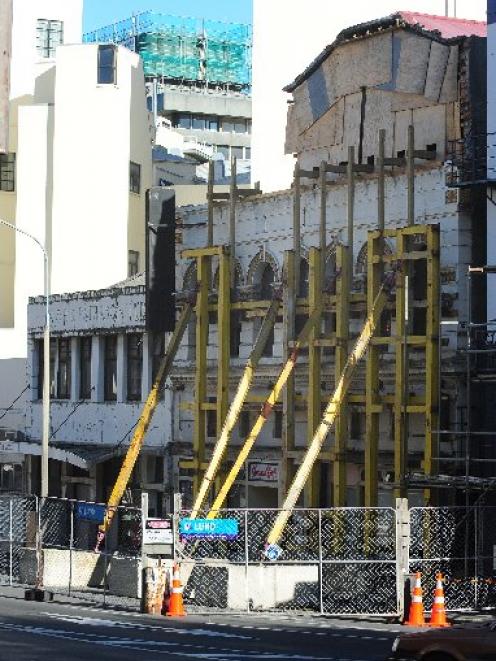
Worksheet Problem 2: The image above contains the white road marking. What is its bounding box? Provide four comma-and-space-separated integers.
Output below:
42, 613, 253, 639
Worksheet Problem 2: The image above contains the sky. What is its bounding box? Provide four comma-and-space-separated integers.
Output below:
83, 0, 253, 33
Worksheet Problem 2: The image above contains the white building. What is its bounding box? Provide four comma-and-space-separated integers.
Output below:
0, 1, 153, 464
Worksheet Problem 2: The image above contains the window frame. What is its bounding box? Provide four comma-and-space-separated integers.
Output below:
0, 153, 15, 192
97, 44, 117, 85
126, 333, 143, 402
129, 161, 141, 194
57, 338, 71, 400
36, 19, 64, 59
104, 336, 118, 402
79, 337, 92, 400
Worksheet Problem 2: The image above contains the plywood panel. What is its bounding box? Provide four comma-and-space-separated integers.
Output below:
361, 90, 394, 161
301, 98, 344, 151
439, 45, 459, 104
293, 81, 314, 134
323, 32, 393, 100
343, 92, 362, 152
285, 104, 299, 154
424, 41, 450, 102
413, 105, 446, 156
396, 32, 431, 95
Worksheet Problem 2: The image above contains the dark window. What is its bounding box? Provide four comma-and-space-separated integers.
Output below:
350, 410, 364, 440
192, 116, 205, 130
127, 334, 142, 401
104, 336, 117, 401
36, 19, 63, 58
128, 250, 139, 277
98, 45, 116, 84
206, 397, 217, 438
217, 145, 230, 159
231, 146, 244, 160
221, 119, 234, 133
152, 333, 165, 383
207, 117, 218, 131
240, 411, 250, 438
233, 119, 246, 134
80, 337, 92, 400
0, 153, 15, 192
230, 310, 242, 358
245, 147, 251, 160
274, 411, 282, 439
57, 338, 71, 399
247, 120, 252, 134
0, 463, 23, 492
177, 114, 192, 129
129, 161, 141, 194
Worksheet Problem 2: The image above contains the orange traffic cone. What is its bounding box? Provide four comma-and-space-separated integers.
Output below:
404, 572, 426, 626
429, 572, 451, 628
166, 563, 186, 617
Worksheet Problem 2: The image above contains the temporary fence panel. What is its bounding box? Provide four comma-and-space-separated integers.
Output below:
409, 506, 496, 612
175, 506, 399, 616
0, 496, 36, 587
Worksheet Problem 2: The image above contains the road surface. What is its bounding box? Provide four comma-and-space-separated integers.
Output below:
0, 591, 400, 660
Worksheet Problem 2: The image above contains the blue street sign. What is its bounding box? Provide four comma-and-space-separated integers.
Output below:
179, 518, 239, 540
75, 502, 106, 524
264, 543, 283, 561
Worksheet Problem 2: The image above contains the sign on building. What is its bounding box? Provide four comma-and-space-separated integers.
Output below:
179, 518, 239, 540
143, 518, 173, 545
248, 462, 279, 483
75, 502, 106, 524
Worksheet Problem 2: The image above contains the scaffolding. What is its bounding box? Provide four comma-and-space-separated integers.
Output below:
83, 11, 252, 90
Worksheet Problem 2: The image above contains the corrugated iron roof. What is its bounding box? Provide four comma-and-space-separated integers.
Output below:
398, 11, 486, 39
284, 11, 486, 93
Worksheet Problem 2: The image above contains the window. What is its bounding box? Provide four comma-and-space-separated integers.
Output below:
233, 119, 246, 134
152, 333, 165, 382
80, 337, 92, 400
128, 250, 139, 277
127, 334, 142, 401
104, 336, 117, 401
274, 411, 282, 439
0, 153, 15, 192
177, 114, 192, 129
231, 146, 244, 160
38, 338, 65, 400
207, 117, 219, 131
57, 338, 71, 399
230, 310, 242, 358
192, 116, 205, 130
221, 119, 234, 133
0, 463, 23, 492
245, 147, 251, 160
206, 398, 217, 438
36, 19, 63, 58
247, 120, 252, 134
217, 145, 230, 160
98, 44, 117, 84
129, 162, 141, 194
350, 410, 364, 440
240, 411, 250, 438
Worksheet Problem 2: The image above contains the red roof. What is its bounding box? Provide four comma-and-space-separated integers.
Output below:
398, 11, 487, 39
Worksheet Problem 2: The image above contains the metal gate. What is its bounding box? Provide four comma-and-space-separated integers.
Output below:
175, 506, 400, 616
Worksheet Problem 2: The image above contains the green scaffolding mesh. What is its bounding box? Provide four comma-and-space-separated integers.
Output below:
84, 11, 252, 89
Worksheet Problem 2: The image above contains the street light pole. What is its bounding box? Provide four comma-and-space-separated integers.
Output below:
0, 218, 50, 497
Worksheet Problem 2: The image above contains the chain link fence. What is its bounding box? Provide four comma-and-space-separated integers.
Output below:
0, 495, 142, 611
176, 507, 399, 615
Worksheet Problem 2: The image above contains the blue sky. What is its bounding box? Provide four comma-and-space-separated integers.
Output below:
83, 0, 252, 33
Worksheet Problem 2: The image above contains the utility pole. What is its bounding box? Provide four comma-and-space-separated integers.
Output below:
0, 0, 13, 154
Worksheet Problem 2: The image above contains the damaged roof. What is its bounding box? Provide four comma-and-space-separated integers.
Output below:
284, 11, 487, 92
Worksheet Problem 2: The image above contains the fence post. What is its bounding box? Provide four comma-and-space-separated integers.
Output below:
395, 498, 410, 620
69, 502, 74, 596
9, 498, 13, 587
244, 509, 249, 613
318, 509, 323, 614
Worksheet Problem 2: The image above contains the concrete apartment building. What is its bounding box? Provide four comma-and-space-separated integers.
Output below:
19, 12, 490, 513
0, 1, 153, 480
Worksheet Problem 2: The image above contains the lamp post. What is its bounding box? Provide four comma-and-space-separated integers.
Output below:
0, 219, 50, 498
